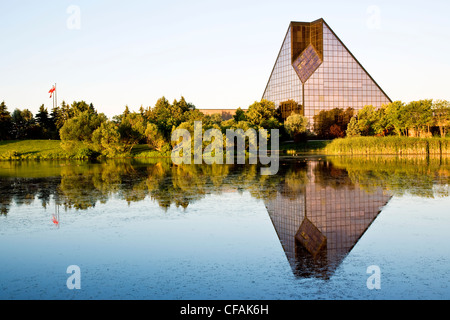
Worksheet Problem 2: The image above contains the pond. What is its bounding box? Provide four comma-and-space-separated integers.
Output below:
0, 156, 449, 300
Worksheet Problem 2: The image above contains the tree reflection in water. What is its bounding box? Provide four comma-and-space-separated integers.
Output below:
0, 156, 449, 278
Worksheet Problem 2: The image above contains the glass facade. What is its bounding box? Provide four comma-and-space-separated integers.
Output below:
262, 19, 392, 126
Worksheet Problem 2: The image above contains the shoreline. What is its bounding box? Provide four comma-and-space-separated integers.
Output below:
1, 137, 450, 161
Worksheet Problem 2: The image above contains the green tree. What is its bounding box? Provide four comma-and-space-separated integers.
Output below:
149, 97, 182, 139
60, 110, 107, 152
36, 105, 49, 127
283, 113, 308, 140
11, 108, 36, 139
405, 100, 433, 137
92, 121, 124, 157
372, 104, 391, 136
384, 101, 407, 136
245, 99, 279, 128
346, 117, 361, 137
35, 105, 51, 138
183, 109, 205, 123
57, 101, 72, 129
118, 112, 146, 152
204, 113, 223, 127
49, 106, 62, 138
174, 96, 195, 115
71, 101, 96, 116
0, 101, 12, 140
354, 105, 379, 136
432, 100, 450, 137
233, 107, 247, 122
145, 123, 167, 152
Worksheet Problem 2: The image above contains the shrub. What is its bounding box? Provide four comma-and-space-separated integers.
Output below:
284, 113, 308, 140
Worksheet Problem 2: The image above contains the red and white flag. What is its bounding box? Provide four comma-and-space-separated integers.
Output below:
49, 85, 56, 98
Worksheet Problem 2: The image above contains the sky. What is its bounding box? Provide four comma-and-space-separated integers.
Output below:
1, 0, 450, 118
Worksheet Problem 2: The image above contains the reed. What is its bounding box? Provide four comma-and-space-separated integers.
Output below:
325, 137, 450, 155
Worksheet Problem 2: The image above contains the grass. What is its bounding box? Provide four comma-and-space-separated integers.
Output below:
129, 144, 171, 158
0, 140, 170, 161
325, 136, 450, 155
0, 140, 69, 160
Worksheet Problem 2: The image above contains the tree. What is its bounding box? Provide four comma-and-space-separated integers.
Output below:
149, 97, 183, 139
10, 108, 36, 139
92, 121, 124, 157
71, 101, 96, 116
372, 104, 391, 136
60, 110, 107, 151
174, 96, 195, 115
204, 113, 223, 127
118, 112, 146, 152
57, 101, 72, 129
329, 124, 345, 138
313, 107, 354, 139
353, 105, 379, 136
384, 101, 407, 136
283, 113, 308, 141
233, 107, 247, 122
49, 106, 62, 138
36, 105, 49, 127
245, 99, 279, 128
346, 117, 361, 137
35, 105, 51, 138
0, 101, 12, 140
432, 100, 450, 137
183, 109, 205, 123
145, 123, 167, 152
405, 100, 433, 137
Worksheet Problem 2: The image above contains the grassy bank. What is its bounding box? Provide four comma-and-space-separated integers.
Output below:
0, 140, 69, 160
0, 140, 170, 160
325, 136, 450, 155
3, 137, 450, 160
0, 139, 331, 161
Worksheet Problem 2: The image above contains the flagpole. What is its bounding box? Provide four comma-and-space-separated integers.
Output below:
55, 83, 57, 109
52, 84, 55, 111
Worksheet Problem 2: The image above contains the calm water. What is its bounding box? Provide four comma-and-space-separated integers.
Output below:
0, 156, 449, 300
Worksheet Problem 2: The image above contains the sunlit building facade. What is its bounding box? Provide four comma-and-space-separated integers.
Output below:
262, 19, 391, 125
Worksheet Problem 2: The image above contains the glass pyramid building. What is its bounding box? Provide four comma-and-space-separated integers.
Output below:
262, 19, 391, 125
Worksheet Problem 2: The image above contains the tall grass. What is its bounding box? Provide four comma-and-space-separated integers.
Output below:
325, 136, 450, 155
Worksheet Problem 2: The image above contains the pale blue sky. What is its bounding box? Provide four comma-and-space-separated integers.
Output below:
1, 0, 450, 117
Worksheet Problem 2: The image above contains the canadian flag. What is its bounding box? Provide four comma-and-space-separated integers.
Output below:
49, 85, 56, 98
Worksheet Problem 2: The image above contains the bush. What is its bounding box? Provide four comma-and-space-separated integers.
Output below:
284, 113, 308, 140
75, 147, 99, 160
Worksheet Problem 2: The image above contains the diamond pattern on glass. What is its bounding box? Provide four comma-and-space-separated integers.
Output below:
292, 44, 323, 83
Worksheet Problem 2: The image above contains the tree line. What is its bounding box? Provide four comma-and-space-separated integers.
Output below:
313, 99, 450, 139
0, 98, 298, 158
2, 97, 448, 158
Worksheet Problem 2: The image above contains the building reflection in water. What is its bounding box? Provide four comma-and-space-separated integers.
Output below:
265, 160, 392, 279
